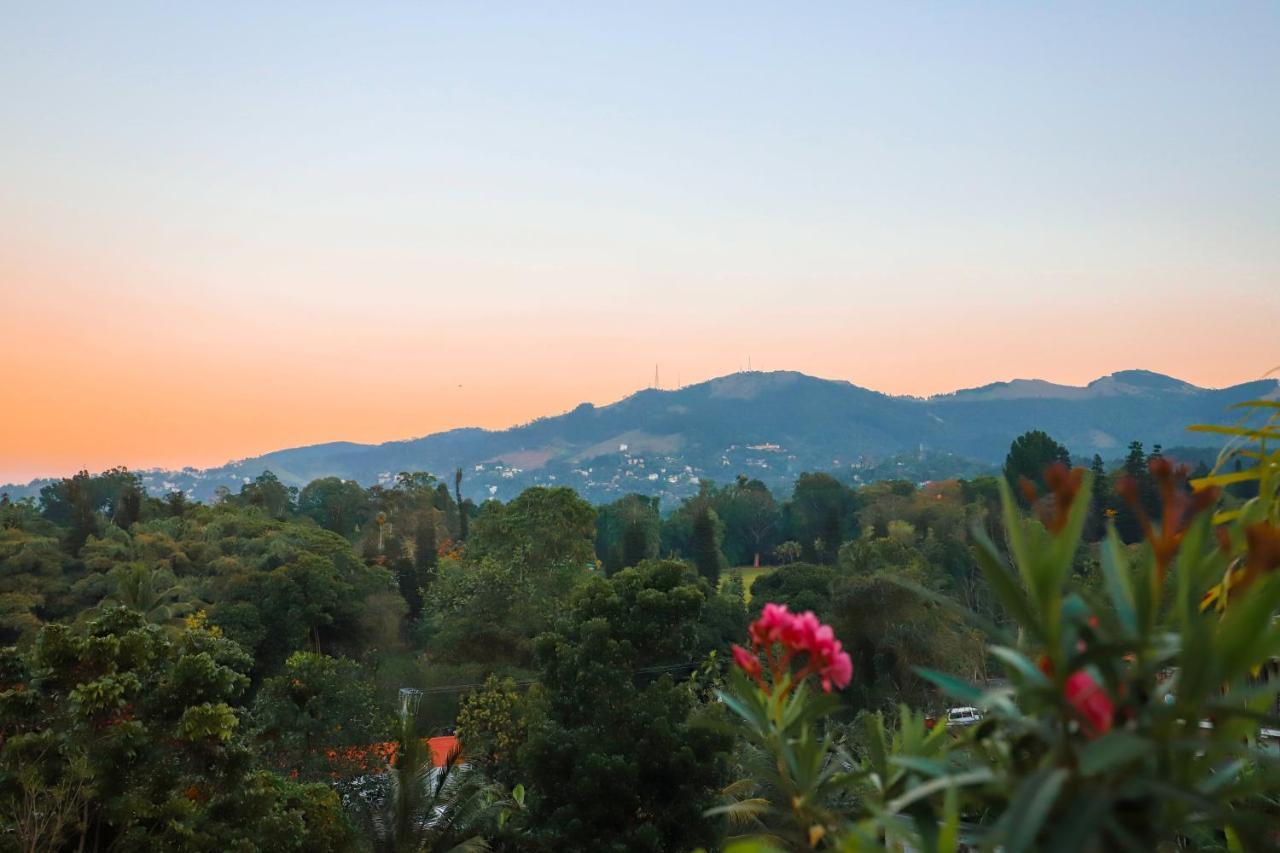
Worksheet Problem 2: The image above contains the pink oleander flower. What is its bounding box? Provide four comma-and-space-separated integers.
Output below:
734, 602, 853, 693
749, 602, 794, 647
732, 644, 763, 680
1065, 670, 1113, 738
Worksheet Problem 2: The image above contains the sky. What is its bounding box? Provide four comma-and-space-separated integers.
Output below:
2, 3, 1278, 483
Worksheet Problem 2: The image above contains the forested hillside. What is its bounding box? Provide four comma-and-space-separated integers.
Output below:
4, 370, 1272, 507
4, 406, 1279, 849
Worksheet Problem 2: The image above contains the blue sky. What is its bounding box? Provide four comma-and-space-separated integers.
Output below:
2, 3, 1278, 480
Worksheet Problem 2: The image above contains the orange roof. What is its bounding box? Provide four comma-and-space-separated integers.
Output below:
427, 735, 460, 767
323, 735, 462, 777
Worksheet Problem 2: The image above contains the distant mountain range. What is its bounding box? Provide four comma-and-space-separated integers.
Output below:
5, 370, 1275, 506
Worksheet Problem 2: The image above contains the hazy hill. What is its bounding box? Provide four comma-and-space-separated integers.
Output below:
5, 370, 1274, 505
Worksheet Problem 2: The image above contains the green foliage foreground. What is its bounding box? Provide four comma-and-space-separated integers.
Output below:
0, 608, 353, 852
717, 402, 1280, 851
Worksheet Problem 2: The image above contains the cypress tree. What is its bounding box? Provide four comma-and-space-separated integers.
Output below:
415, 513, 438, 575
113, 484, 142, 530
820, 509, 842, 564
692, 508, 723, 587
66, 475, 98, 556
621, 519, 649, 569
419, 512, 445, 612
455, 468, 468, 541
1085, 453, 1108, 541
1115, 441, 1148, 543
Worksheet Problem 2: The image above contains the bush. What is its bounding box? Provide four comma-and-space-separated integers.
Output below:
719, 401, 1280, 850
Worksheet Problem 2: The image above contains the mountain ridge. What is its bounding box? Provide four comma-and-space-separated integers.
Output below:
4, 369, 1275, 505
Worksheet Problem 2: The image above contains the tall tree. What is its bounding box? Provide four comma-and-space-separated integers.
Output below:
596, 494, 659, 573
787, 473, 855, 563
298, 477, 370, 538
621, 519, 650, 570
1003, 430, 1072, 501
1084, 453, 1109, 541
468, 487, 596, 576
252, 652, 386, 781
111, 481, 143, 530
692, 507, 725, 587
415, 511, 439, 576
454, 468, 468, 541
65, 474, 98, 556
720, 477, 780, 568
1114, 441, 1149, 542
163, 489, 189, 518
520, 561, 729, 851
234, 471, 297, 519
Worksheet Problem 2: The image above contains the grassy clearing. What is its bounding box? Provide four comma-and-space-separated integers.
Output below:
721, 565, 778, 602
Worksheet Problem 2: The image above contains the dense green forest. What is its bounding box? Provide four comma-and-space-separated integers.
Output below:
2, 419, 1277, 851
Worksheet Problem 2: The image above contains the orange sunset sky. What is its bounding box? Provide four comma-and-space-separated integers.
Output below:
2, 4, 1278, 484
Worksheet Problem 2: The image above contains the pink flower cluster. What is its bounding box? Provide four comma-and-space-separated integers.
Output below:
1065, 671, 1113, 738
1039, 655, 1114, 739
732, 603, 853, 693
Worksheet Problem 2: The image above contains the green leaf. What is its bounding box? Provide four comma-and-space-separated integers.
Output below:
888, 755, 950, 779
971, 526, 1040, 638
861, 711, 890, 781
716, 687, 767, 735
1045, 470, 1093, 599
936, 782, 960, 853
915, 667, 983, 704
1190, 469, 1260, 489
887, 574, 1012, 644
1198, 759, 1246, 796
1100, 528, 1136, 636
1077, 731, 1152, 776
1174, 512, 1217, 628
997, 478, 1035, 595
1187, 424, 1280, 439
988, 645, 1050, 688
1216, 575, 1280, 683
886, 768, 996, 813
999, 768, 1067, 853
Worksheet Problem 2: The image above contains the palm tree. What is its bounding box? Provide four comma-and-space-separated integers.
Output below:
100, 563, 194, 626
350, 717, 505, 852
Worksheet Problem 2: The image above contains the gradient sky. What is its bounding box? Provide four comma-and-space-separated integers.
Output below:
2, 3, 1278, 483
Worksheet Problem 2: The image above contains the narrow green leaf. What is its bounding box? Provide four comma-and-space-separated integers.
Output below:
1100, 528, 1136, 636
937, 782, 960, 853
997, 478, 1036, 595
862, 711, 889, 781
1077, 731, 1152, 776
1190, 469, 1260, 489
915, 667, 983, 704
889, 755, 950, 779
971, 526, 1040, 638
988, 645, 1050, 688
887, 574, 1012, 644
1000, 768, 1067, 853
886, 768, 995, 813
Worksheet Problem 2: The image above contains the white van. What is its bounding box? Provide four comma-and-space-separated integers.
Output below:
946, 707, 982, 727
